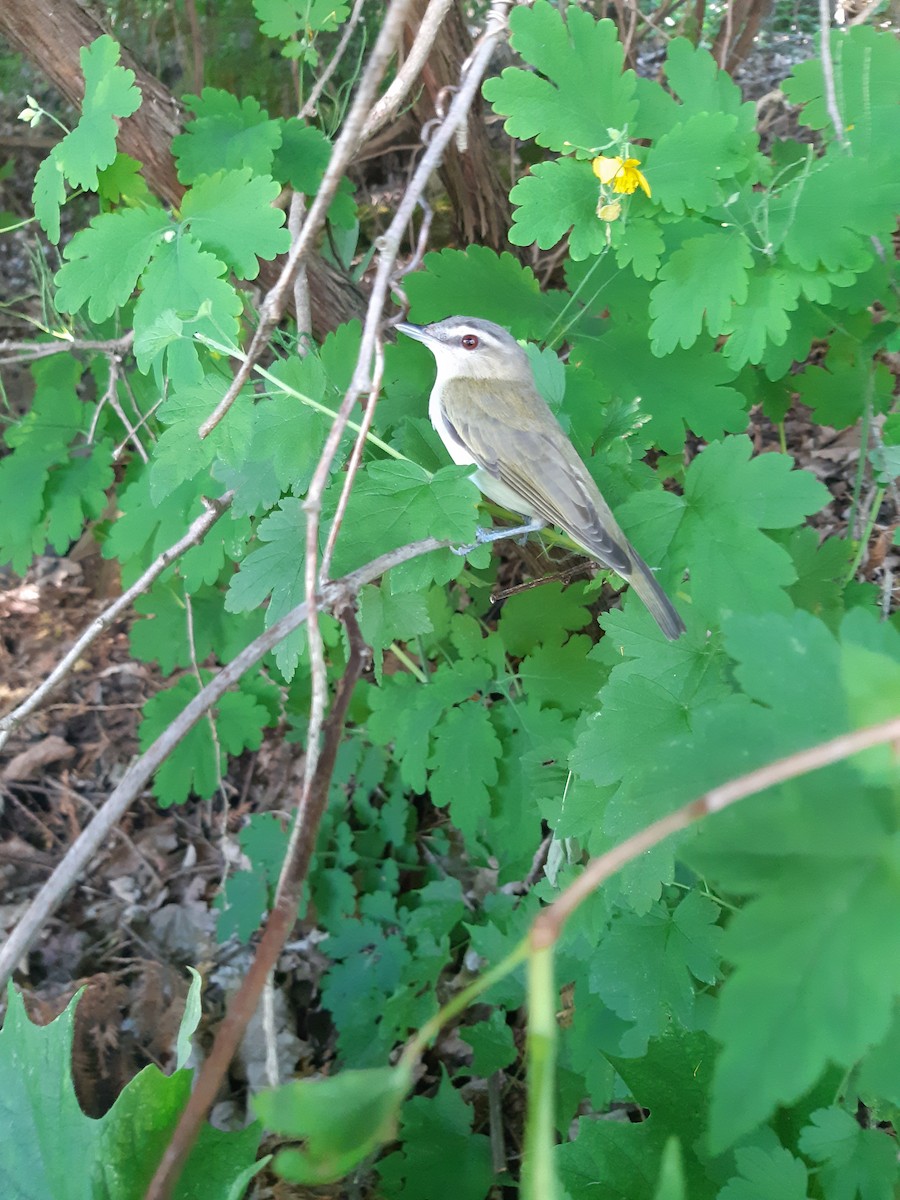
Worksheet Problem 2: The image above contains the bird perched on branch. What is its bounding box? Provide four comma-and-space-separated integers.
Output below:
397, 315, 685, 641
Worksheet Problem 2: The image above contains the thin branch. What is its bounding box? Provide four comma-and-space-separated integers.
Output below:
288, 192, 312, 344
0, 535, 444, 991
197, 0, 417, 440
360, 0, 455, 140
818, 0, 849, 147
0, 331, 134, 366
319, 337, 385, 584
532, 713, 900, 946
298, 0, 367, 121
0, 492, 235, 753
143, 603, 370, 1200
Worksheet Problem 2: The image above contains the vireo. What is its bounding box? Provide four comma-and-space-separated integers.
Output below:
397, 315, 685, 641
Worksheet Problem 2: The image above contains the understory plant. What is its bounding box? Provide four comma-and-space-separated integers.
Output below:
1, 2, 899, 1197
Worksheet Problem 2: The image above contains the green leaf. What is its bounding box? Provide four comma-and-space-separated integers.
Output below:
717, 1146, 811, 1200
458, 1013, 518, 1076
674, 436, 828, 619
508, 158, 607, 260
403, 246, 559, 339
56, 36, 141, 190
180, 169, 289, 279
0, 355, 85, 572
133, 232, 242, 384
720, 268, 801, 369
771, 153, 898, 271
56, 206, 172, 321
591, 890, 723, 1055
32, 152, 66, 244
483, 2, 637, 154
327, 461, 479, 579
255, 1065, 411, 1184
376, 1071, 494, 1200
649, 230, 753, 353
224, 498, 308, 679
710, 846, 900, 1151
798, 1107, 897, 1200
272, 118, 331, 190
139, 675, 271, 804
150, 375, 255, 503
368, 660, 494, 793
783, 26, 900, 161
614, 216, 665, 280
498, 581, 592, 655
579, 326, 747, 452
646, 112, 749, 215
254, 0, 350, 39
44, 444, 115, 550
428, 702, 503, 840
173, 89, 282, 182
0, 986, 98, 1199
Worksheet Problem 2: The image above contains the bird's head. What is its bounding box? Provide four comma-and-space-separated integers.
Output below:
397, 316, 533, 385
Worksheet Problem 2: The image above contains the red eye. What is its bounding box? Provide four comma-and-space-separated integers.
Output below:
461, 334, 479, 350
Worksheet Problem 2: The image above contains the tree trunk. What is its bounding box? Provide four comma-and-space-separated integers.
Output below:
403, 0, 513, 251
0, 0, 366, 338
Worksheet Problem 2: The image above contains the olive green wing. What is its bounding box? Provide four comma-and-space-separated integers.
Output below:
439, 377, 631, 574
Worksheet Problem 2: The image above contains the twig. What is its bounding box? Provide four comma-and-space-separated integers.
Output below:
318, 337, 385, 584
298, 0, 367, 121
718, 0, 734, 69
360, 0, 455, 140
143, 603, 371, 1200
0, 331, 134, 366
197, 0, 417, 440
0, 492, 235, 753
818, 0, 849, 147
0, 535, 444, 991
533, 713, 900, 946
288, 192, 312, 345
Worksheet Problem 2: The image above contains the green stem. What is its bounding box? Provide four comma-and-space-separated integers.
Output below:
193, 333, 409, 463
844, 484, 885, 584
847, 368, 875, 543
522, 943, 560, 1200
388, 642, 428, 683
399, 938, 530, 1068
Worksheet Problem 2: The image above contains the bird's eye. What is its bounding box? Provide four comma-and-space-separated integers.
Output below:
460, 334, 479, 350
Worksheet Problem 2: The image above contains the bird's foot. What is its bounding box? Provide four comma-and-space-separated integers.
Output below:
451, 520, 544, 556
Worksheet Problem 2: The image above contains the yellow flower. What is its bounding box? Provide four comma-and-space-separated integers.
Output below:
591, 154, 651, 198
597, 200, 622, 222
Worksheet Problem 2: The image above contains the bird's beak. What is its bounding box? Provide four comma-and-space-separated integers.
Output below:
395, 321, 429, 343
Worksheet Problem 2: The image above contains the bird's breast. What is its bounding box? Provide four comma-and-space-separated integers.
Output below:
429, 388, 478, 468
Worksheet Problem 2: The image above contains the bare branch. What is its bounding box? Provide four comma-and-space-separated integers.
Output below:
533, 714, 900, 947
197, 0, 418, 440
818, 0, 849, 147
0, 535, 444, 991
0, 492, 235, 753
361, 0, 455, 140
0, 331, 134, 366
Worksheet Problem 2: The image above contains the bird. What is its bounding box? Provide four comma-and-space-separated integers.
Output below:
396, 315, 685, 641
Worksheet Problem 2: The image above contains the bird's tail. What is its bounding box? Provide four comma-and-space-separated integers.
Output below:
622, 551, 686, 641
